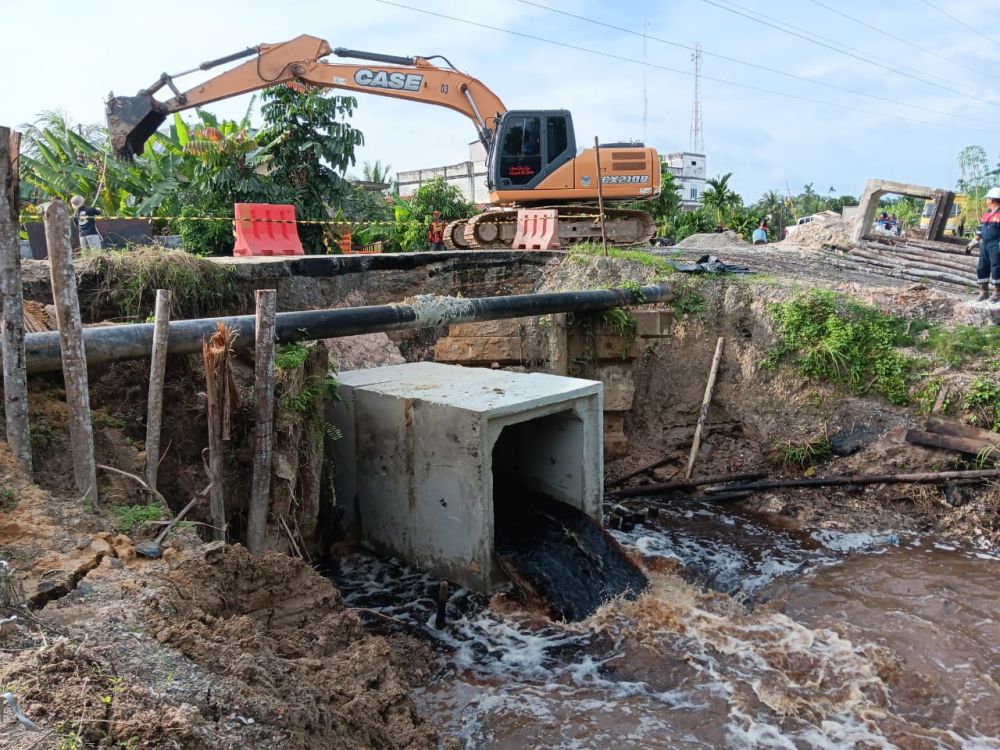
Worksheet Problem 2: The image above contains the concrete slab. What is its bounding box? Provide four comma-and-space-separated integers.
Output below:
330, 362, 603, 592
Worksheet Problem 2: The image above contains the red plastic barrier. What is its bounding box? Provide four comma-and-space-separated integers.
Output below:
232, 203, 304, 257
512, 208, 560, 250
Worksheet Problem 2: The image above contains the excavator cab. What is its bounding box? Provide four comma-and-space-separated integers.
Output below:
488, 110, 576, 191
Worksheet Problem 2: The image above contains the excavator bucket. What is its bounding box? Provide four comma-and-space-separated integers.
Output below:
106, 94, 166, 159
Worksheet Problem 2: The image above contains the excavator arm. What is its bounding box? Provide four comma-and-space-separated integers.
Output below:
107, 34, 507, 158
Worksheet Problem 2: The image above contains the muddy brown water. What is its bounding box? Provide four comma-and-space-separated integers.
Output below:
331, 501, 1000, 749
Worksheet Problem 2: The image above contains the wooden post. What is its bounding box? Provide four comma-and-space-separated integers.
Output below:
0, 127, 31, 474
684, 337, 725, 480
593, 136, 609, 257
247, 289, 277, 555
144, 289, 172, 490
44, 199, 98, 505
202, 323, 236, 541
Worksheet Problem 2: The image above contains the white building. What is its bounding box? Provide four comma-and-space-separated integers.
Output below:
396, 141, 490, 205
664, 151, 706, 211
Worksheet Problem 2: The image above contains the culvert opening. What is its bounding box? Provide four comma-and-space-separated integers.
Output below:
491, 410, 647, 621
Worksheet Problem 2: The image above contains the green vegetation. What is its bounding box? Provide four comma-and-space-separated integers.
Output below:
763, 289, 917, 405
915, 324, 1000, 367
88, 248, 243, 320
110, 503, 166, 533
963, 377, 1000, 432
771, 436, 832, 470
275, 343, 312, 371
670, 287, 707, 319
280, 375, 340, 414
567, 242, 674, 275
0, 484, 16, 511
29, 420, 56, 453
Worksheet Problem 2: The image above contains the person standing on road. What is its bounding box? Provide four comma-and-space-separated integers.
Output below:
70, 195, 103, 250
967, 187, 1000, 302
427, 210, 446, 252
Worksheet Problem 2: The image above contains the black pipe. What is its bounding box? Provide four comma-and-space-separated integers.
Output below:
23, 284, 672, 374
332, 48, 416, 66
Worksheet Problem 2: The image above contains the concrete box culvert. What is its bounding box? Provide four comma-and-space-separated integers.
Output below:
329, 362, 603, 593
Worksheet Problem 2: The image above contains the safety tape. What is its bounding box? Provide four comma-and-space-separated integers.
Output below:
18, 212, 610, 225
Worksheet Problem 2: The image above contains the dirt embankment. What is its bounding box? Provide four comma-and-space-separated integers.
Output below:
0, 458, 436, 749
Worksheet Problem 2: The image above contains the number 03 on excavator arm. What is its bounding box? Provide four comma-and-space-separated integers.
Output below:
106, 34, 659, 249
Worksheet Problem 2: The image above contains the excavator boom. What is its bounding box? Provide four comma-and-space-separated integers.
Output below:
107, 34, 506, 157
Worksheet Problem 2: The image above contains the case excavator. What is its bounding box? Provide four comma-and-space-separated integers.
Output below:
107, 34, 659, 249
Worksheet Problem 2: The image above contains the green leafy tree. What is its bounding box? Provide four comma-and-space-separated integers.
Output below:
388, 177, 475, 251
361, 160, 393, 186
257, 85, 365, 252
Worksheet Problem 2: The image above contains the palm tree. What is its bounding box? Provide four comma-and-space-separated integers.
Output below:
361, 160, 393, 186
702, 172, 741, 227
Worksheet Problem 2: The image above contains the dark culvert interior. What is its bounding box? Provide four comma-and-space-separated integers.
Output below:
491, 411, 648, 621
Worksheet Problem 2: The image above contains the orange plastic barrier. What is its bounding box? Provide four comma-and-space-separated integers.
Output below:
337, 231, 352, 254
232, 203, 304, 257
512, 209, 560, 250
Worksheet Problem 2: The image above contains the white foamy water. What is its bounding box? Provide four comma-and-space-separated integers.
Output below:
330, 501, 1000, 748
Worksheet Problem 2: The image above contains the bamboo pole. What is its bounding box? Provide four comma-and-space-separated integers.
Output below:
684, 337, 725, 480
144, 289, 172, 490
45, 200, 98, 505
593, 136, 609, 257
247, 289, 277, 555
0, 127, 31, 473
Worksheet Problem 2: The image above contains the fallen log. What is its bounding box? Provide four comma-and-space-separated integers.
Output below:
905, 429, 999, 459
701, 468, 1000, 495
609, 471, 768, 498
926, 415, 1000, 444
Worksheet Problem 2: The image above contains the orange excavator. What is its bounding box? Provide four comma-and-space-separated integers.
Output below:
107, 34, 659, 249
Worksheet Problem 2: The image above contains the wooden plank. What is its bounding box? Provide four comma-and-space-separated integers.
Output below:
246, 289, 277, 555
45, 199, 98, 505
144, 289, 172, 490
0, 126, 31, 473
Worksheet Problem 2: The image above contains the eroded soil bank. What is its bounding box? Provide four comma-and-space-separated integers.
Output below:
3, 241, 1000, 747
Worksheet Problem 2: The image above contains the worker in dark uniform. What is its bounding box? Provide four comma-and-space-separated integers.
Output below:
70, 195, 103, 250
967, 187, 1000, 302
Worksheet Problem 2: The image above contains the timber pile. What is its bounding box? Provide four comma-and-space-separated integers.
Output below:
820, 238, 976, 288
906, 415, 1000, 461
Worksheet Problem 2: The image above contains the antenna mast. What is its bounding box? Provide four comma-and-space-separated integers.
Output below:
689, 42, 704, 153
642, 19, 649, 145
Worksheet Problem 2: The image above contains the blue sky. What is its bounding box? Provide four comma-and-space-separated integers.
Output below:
3, 0, 999, 202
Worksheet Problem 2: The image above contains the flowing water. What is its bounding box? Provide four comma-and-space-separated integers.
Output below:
330, 500, 1000, 749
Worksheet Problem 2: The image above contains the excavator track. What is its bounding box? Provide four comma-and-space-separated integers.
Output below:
460, 205, 656, 250
442, 219, 472, 250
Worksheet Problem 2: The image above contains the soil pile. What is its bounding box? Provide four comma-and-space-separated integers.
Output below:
676, 230, 748, 249
144, 545, 436, 749
781, 215, 856, 249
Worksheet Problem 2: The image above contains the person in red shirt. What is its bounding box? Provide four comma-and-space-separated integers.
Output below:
427, 210, 446, 251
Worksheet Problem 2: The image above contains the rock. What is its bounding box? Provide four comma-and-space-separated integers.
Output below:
108, 558, 124, 570
134, 540, 163, 559
161, 548, 180, 564
75, 538, 91, 550
75, 580, 93, 596
828, 420, 887, 456
89, 537, 114, 558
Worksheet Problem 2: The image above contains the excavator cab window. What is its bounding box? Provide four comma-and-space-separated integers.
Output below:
492, 110, 575, 190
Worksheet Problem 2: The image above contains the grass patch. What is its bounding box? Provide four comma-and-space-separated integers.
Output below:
280, 375, 340, 414
762, 289, 918, 405
770, 436, 832, 470
0, 484, 16, 511
914, 324, 1000, 367
567, 242, 674, 275
110, 503, 166, 533
84, 247, 245, 320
